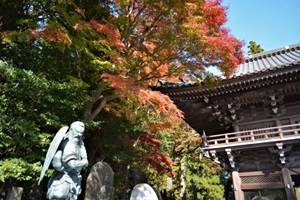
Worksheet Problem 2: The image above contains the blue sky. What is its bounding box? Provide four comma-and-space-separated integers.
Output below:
222, 0, 300, 55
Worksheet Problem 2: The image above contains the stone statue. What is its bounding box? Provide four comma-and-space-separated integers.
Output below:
38, 121, 88, 200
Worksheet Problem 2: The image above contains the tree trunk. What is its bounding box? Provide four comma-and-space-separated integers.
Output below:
83, 91, 116, 122
180, 156, 186, 200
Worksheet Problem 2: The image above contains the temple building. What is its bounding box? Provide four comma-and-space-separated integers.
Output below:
151, 43, 300, 200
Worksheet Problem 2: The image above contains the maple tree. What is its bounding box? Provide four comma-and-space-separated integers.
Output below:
0, 0, 243, 198
98, 0, 244, 142
112, 0, 243, 81
98, 1, 243, 196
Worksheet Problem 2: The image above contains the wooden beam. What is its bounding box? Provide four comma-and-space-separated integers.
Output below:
241, 183, 284, 190
232, 171, 244, 200
239, 171, 281, 176
282, 168, 296, 200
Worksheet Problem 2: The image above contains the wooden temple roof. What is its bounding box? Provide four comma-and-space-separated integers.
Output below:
151, 43, 300, 135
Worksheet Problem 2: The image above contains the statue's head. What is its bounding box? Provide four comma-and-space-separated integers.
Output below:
69, 121, 85, 139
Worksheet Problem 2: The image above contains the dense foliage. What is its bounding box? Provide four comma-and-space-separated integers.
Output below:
0, 61, 88, 181
247, 41, 264, 55
0, 0, 243, 198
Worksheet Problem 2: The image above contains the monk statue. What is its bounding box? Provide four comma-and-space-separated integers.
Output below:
38, 121, 88, 200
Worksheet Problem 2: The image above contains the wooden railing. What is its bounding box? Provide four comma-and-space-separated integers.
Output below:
205, 124, 300, 147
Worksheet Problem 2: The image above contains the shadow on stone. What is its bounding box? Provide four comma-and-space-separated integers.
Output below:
85, 161, 114, 200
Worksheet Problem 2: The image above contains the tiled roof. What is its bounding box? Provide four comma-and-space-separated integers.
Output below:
233, 43, 300, 78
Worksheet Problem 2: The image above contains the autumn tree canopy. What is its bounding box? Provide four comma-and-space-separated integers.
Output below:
1, 0, 243, 125
100, 0, 244, 135
0, 0, 243, 198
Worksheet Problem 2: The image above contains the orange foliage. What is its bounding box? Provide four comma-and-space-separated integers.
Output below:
101, 73, 184, 121
113, 0, 244, 80
135, 134, 162, 149
90, 19, 124, 50
134, 151, 176, 175
24, 28, 72, 46
149, 152, 177, 166
204, 0, 228, 28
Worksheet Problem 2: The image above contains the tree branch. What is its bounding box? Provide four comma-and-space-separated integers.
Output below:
84, 94, 116, 122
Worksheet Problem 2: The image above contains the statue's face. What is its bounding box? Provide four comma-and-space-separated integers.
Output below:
70, 122, 85, 138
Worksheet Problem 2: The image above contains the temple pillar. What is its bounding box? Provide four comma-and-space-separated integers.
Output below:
281, 168, 296, 200
233, 126, 241, 142
232, 171, 244, 200
233, 125, 240, 132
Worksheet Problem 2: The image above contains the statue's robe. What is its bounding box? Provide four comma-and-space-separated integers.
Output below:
47, 140, 87, 200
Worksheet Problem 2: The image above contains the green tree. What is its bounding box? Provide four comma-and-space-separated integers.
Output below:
0, 0, 118, 195
0, 61, 88, 181
247, 40, 264, 55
